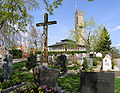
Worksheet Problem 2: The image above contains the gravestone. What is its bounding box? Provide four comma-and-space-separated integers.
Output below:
48, 55, 53, 64
57, 54, 67, 72
67, 54, 72, 65
103, 54, 112, 71
78, 54, 84, 65
37, 54, 41, 62
33, 66, 60, 87
27, 52, 37, 70
87, 58, 93, 68
2, 54, 13, 80
80, 72, 115, 93
96, 53, 102, 57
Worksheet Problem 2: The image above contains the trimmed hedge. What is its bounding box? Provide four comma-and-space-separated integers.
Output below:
35, 51, 87, 55
9, 49, 23, 58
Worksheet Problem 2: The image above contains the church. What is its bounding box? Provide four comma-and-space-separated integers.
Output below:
48, 9, 86, 51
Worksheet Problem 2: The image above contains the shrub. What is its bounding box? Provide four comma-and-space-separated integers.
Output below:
93, 59, 98, 66
9, 49, 23, 58
36, 51, 87, 56
0, 74, 4, 83
82, 58, 88, 70
26, 53, 37, 70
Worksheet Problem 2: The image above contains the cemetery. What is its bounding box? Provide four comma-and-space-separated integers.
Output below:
1, 0, 120, 93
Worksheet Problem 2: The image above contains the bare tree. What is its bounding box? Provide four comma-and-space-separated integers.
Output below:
27, 24, 44, 51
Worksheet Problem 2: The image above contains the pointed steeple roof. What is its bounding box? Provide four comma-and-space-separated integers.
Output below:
75, 8, 79, 15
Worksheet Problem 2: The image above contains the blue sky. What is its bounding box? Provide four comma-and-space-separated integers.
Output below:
29, 0, 120, 49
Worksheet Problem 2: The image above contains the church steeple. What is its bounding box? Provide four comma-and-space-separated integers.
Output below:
75, 9, 84, 45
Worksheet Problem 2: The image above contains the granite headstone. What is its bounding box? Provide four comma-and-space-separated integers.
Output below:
2, 54, 13, 80
33, 66, 60, 87
80, 72, 115, 93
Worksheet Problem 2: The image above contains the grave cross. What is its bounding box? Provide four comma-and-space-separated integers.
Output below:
36, 13, 57, 64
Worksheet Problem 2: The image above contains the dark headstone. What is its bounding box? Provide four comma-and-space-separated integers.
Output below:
2, 54, 13, 80
26, 52, 37, 70
80, 72, 115, 93
57, 54, 67, 72
33, 66, 60, 88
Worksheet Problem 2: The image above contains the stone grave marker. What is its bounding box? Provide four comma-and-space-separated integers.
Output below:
78, 54, 84, 65
36, 54, 41, 62
48, 55, 53, 64
87, 58, 93, 69
80, 72, 115, 93
67, 54, 72, 65
103, 54, 112, 71
96, 52, 102, 57
33, 66, 60, 87
57, 54, 67, 72
2, 54, 13, 80
27, 52, 37, 70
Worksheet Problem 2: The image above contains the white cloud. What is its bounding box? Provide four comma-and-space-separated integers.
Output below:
113, 25, 120, 31
117, 44, 120, 46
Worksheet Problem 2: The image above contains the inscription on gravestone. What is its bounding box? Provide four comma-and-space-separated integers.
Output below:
80, 72, 115, 93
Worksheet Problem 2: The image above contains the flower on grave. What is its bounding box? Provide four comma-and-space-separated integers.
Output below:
87, 70, 91, 72
25, 90, 27, 93
30, 89, 34, 93
81, 70, 84, 72
0, 88, 2, 91
38, 87, 42, 90
107, 68, 111, 72
45, 88, 51, 92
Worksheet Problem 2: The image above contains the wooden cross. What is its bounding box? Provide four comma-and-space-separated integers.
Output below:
36, 13, 57, 64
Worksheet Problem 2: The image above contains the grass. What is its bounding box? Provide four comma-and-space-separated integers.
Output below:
13, 60, 27, 70
58, 74, 80, 93
67, 66, 80, 70
115, 78, 120, 93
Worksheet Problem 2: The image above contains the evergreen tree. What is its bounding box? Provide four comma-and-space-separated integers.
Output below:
95, 27, 112, 53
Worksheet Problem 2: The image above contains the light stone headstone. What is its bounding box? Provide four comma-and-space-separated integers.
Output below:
96, 53, 102, 57
48, 55, 53, 64
37, 54, 41, 62
78, 54, 84, 65
103, 54, 112, 71
67, 54, 72, 65
2, 54, 13, 80
87, 58, 93, 68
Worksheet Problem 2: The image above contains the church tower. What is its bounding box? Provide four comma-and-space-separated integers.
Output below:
75, 8, 84, 45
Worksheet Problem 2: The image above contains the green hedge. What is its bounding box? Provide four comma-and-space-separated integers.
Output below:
9, 49, 23, 59
35, 51, 87, 55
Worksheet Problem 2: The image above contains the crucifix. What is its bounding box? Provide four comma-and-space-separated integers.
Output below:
36, 13, 57, 65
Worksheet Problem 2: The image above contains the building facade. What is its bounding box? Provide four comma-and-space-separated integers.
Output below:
48, 39, 86, 51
